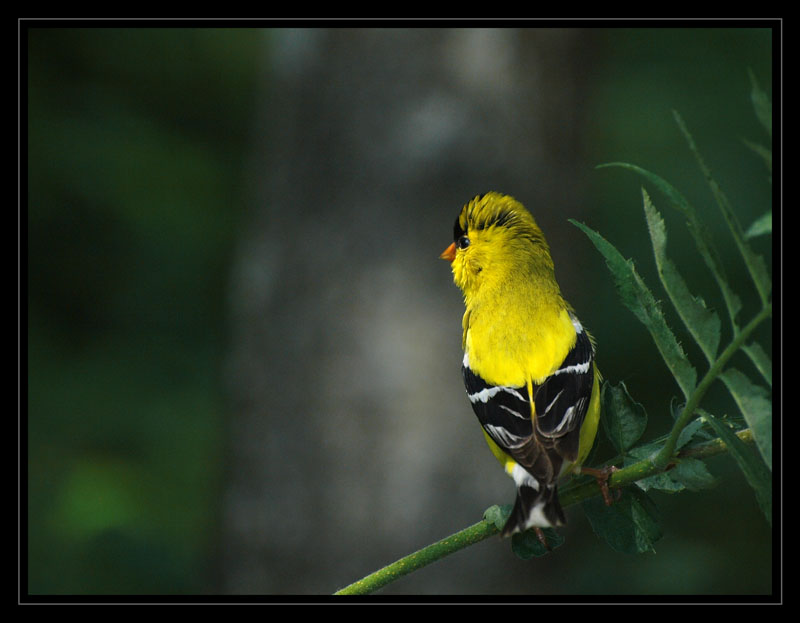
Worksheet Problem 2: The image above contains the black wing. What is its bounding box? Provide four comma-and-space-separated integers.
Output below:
462, 312, 595, 482
462, 362, 560, 484
532, 314, 596, 462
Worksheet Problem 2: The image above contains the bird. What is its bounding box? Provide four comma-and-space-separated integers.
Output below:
441, 192, 603, 544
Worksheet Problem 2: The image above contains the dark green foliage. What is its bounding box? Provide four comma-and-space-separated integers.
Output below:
568, 85, 772, 555
703, 413, 771, 526
26, 28, 262, 595
601, 381, 647, 455
583, 488, 662, 555
511, 528, 565, 559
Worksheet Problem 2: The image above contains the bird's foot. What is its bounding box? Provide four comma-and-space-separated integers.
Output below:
580, 465, 620, 506
534, 527, 551, 552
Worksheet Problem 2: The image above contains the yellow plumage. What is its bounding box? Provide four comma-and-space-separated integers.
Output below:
442, 192, 601, 538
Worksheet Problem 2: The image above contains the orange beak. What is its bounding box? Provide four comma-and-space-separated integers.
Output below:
439, 242, 456, 262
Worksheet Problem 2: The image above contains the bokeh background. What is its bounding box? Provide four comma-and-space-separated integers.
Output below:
25, 25, 774, 596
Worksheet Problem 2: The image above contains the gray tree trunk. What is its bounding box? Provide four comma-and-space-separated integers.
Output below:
222, 27, 597, 594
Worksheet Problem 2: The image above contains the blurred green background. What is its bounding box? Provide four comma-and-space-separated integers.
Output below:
25, 25, 774, 596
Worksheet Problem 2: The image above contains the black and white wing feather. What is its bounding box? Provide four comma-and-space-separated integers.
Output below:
461, 312, 596, 533
534, 312, 596, 462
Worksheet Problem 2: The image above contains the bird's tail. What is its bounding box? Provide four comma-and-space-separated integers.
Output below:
501, 483, 566, 537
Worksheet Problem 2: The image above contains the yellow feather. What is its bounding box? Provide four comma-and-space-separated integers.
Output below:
453, 193, 577, 387
445, 192, 602, 533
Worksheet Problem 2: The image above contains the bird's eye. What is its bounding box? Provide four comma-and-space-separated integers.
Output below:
457, 235, 470, 250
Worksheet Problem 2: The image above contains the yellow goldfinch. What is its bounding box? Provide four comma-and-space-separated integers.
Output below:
441, 192, 601, 540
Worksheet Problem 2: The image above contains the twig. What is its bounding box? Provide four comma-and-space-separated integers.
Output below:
334, 428, 756, 595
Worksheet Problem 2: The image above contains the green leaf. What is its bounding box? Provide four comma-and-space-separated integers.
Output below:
673, 110, 772, 305
485, 505, 566, 558
642, 188, 721, 363
483, 504, 512, 532
669, 458, 718, 491
741, 341, 772, 388
745, 211, 772, 239
636, 470, 684, 494
582, 487, 662, 554
597, 162, 742, 329
631, 451, 717, 494
626, 443, 682, 493
719, 368, 772, 470
676, 417, 708, 450
511, 527, 564, 559
570, 220, 697, 399
748, 68, 772, 139
601, 381, 647, 453
702, 412, 772, 526
742, 139, 772, 176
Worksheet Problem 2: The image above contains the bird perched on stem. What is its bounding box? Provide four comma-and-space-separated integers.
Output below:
441, 192, 602, 546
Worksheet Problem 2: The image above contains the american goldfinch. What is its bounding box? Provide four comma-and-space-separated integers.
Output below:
441, 192, 601, 541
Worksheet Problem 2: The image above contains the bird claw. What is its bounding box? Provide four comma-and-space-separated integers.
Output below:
581, 465, 619, 506
534, 527, 551, 552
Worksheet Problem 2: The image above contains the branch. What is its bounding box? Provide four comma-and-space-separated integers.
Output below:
333, 428, 756, 595
334, 516, 497, 595
654, 303, 771, 469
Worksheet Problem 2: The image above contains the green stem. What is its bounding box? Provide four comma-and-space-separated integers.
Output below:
654, 303, 771, 468
678, 427, 754, 460
334, 428, 756, 595
334, 518, 498, 595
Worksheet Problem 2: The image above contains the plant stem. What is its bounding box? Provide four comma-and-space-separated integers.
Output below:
334, 517, 498, 595
334, 428, 756, 595
678, 427, 754, 460
654, 303, 771, 469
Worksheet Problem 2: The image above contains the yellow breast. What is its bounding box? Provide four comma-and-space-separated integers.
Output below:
464, 304, 576, 387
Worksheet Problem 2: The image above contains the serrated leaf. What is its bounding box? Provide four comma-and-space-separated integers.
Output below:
571, 220, 697, 399
642, 188, 721, 363
601, 381, 647, 453
702, 412, 771, 526
676, 417, 706, 450
597, 162, 742, 328
626, 443, 683, 493
636, 470, 685, 494
719, 368, 772, 470
670, 458, 718, 491
582, 487, 662, 554
741, 341, 772, 388
511, 527, 564, 559
673, 111, 772, 305
748, 69, 772, 139
745, 211, 772, 239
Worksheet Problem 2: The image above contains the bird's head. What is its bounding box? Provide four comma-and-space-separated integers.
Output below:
441, 192, 554, 299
